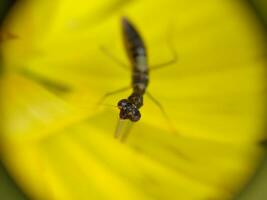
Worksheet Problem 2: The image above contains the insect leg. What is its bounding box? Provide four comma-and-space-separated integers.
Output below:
115, 119, 124, 138
146, 91, 177, 134
150, 41, 178, 71
97, 86, 131, 105
100, 46, 129, 70
146, 92, 191, 161
114, 118, 134, 141
120, 121, 134, 142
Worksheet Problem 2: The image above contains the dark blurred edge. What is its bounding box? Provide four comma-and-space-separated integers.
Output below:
236, 0, 267, 200
245, 0, 267, 30
0, 0, 16, 25
0, 163, 28, 200
0, 0, 28, 200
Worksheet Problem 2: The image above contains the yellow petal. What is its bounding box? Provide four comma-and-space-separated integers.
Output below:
1, 0, 266, 200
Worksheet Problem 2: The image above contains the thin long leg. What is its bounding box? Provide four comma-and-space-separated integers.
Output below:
150, 41, 178, 71
146, 91, 177, 134
100, 46, 129, 70
145, 92, 190, 161
115, 119, 124, 138
114, 118, 134, 142
97, 86, 131, 105
120, 121, 134, 142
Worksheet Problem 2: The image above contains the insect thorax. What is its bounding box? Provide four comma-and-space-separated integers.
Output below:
128, 92, 143, 108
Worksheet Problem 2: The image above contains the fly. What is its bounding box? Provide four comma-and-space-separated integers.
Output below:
99, 17, 177, 141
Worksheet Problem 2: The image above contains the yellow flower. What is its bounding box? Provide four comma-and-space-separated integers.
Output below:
0, 0, 266, 199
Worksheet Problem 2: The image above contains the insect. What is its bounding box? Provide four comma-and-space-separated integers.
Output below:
117, 17, 148, 123
99, 17, 177, 141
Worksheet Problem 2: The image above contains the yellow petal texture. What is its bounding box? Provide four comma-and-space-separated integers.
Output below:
0, 0, 266, 200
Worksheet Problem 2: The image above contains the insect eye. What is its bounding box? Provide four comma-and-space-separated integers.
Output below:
117, 99, 128, 108
130, 109, 141, 122
119, 110, 128, 119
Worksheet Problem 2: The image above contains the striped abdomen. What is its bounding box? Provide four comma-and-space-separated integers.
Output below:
121, 17, 149, 95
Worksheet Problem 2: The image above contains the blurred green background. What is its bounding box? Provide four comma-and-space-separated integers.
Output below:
0, 0, 266, 199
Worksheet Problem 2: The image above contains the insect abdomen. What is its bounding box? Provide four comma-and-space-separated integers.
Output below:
122, 17, 147, 66
132, 71, 149, 94
122, 17, 149, 94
